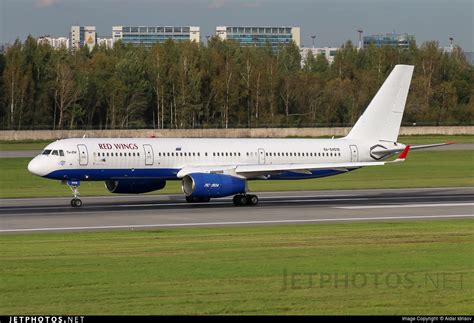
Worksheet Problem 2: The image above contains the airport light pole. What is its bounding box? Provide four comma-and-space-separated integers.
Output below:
311, 35, 316, 49
449, 37, 454, 51
357, 29, 363, 50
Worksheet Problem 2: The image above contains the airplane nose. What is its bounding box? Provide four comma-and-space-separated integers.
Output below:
28, 157, 45, 176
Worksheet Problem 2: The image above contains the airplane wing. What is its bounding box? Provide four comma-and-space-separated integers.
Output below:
178, 146, 410, 179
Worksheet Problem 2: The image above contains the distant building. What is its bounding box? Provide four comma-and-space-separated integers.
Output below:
97, 37, 114, 49
363, 33, 415, 49
71, 26, 96, 50
215, 26, 301, 50
300, 47, 338, 64
112, 26, 200, 47
37, 36, 70, 49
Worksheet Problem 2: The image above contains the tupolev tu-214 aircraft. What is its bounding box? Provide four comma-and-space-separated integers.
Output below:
27, 65, 451, 207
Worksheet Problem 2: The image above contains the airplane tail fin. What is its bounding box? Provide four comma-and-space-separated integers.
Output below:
345, 65, 414, 142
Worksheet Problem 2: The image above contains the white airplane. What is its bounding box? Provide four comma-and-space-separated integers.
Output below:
27, 65, 451, 207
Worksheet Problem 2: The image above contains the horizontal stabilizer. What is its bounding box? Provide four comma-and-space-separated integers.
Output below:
371, 142, 455, 157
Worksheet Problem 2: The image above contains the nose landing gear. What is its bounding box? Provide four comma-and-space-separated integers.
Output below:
66, 180, 82, 207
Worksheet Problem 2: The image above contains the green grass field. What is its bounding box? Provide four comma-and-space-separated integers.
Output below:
0, 150, 472, 198
0, 135, 473, 150
0, 220, 472, 315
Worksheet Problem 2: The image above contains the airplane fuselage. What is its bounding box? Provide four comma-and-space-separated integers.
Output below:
28, 137, 398, 182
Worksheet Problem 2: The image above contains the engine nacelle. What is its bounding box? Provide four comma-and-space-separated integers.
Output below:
182, 173, 246, 198
105, 179, 166, 194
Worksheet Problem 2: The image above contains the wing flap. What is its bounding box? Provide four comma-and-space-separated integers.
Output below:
235, 161, 386, 178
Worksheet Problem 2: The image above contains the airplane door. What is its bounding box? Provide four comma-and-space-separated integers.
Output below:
77, 144, 88, 166
258, 148, 265, 165
349, 145, 358, 162
143, 144, 154, 166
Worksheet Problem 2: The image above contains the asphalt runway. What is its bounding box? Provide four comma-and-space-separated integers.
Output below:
0, 187, 472, 233
1, 144, 473, 158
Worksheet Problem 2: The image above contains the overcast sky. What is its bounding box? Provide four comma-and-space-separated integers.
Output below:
1, 0, 473, 51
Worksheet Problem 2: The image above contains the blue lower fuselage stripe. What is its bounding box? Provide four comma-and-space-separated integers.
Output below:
45, 168, 180, 181
44, 168, 355, 181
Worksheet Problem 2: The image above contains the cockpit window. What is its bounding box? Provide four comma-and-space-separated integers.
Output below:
59, 150, 64, 156
52, 150, 58, 156
42, 150, 52, 155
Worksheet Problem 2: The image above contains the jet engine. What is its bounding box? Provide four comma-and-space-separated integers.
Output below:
182, 173, 246, 198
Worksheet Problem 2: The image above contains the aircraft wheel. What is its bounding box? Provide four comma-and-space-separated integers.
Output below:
247, 195, 259, 206
71, 198, 82, 208
233, 194, 248, 206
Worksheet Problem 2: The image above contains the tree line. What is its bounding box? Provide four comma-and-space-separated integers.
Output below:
0, 36, 472, 130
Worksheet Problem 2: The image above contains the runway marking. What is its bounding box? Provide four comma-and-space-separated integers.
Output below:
1, 214, 473, 233
3, 195, 471, 212
336, 202, 474, 209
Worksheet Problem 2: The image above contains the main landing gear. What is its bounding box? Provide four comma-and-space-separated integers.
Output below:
66, 180, 82, 208
233, 194, 259, 206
